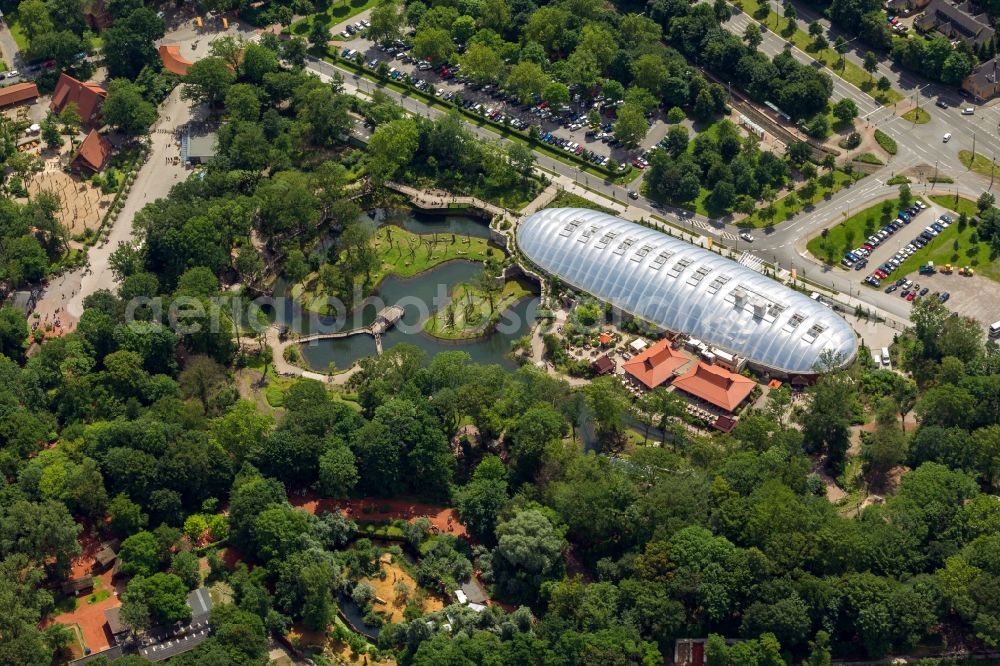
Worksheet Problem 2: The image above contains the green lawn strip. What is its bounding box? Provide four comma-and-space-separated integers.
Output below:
548, 190, 618, 214
296, 225, 496, 314
958, 150, 1000, 179
742, 169, 861, 229
874, 130, 897, 155
290, 0, 380, 36
929, 194, 978, 218
901, 107, 931, 124
854, 152, 883, 165
893, 216, 1000, 282
424, 278, 535, 340
807, 197, 902, 263
887, 175, 910, 185
328, 54, 635, 183
732, 1, 902, 104
6, 14, 29, 51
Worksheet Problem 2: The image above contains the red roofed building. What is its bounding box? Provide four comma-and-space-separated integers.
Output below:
672, 362, 756, 413
0, 82, 40, 108
71, 129, 113, 173
159, 45, 194, 76
50, 73, 107, 126
622, 339, 688, 390
590, 354, 615, 376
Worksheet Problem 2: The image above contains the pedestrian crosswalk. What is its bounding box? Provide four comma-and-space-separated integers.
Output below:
688, 217, 738, 242
738, 252, 766, 273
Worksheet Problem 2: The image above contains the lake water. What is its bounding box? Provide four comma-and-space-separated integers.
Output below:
272, 210, 537, 371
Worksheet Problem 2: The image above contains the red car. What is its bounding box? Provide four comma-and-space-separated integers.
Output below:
906, 292, 916, 301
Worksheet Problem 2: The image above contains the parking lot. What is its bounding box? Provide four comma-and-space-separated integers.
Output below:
336, 29, 672, 171
845, 199, 971, 309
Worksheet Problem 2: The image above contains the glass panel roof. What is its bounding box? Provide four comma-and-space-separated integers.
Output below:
517, 208, 858, 374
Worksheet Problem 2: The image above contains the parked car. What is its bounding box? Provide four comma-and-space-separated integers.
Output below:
939, 292, 950, 302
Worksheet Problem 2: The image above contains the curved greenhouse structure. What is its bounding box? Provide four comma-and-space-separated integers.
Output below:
517, 208, 857, 374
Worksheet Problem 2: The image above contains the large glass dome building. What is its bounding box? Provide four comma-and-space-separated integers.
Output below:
517, 208, 858, 375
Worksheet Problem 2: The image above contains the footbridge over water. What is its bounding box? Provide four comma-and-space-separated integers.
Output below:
293, 305, 405, 355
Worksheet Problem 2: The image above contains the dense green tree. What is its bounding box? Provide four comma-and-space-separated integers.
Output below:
182, 57, 236, 108
454, 455, 508, 543
103, 8, 165, 78
491, 507, 566, 603
124, 573, 191, 626
102, 79, 157, 136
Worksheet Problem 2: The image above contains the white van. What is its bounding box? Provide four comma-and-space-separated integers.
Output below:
943, 133, 952, 142
990, 321, 1000, 338
881, 346, 891, 366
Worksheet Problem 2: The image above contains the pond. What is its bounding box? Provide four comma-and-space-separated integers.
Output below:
269, 209, 537, 372
296, 260, 538, 371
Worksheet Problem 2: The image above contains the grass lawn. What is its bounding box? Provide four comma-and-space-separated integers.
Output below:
929, 194, 978, 218
742, 170, 861, 229
85, 589, 111, 605
807, 197, 904, 263
368, 224, 495, 283
958, 150, 1000, 179
6, 14, 29, 52
290, 0, 380, 36
424, 278, 535, 340
901, 107, 931, 124
854, 152, 883, 165
549, 190, 618, 214
913, 195, 1000, 281
734, 1, 902, 104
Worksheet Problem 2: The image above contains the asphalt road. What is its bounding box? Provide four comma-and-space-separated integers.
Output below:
717, 3, 1000, 180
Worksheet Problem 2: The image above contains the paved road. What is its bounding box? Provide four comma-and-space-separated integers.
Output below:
32, 87, 204, 328
723, 2, 1000, 177
0, 17, 23, 75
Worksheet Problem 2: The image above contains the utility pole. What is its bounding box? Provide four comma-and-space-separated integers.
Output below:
933, 160, 938, 185
992, 153, 996, 190
972, 132, 977, 162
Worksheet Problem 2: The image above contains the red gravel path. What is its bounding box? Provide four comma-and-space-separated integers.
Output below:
289, 494, 469, 539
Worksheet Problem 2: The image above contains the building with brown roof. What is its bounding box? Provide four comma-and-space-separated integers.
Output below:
71, 129, 113, 173
159, 45, 194, 76
591, 354, 615, 376
104, 606, 126, 638
622, 339, 689, 390
0, 82, 40, 108
672, 362, 756, 413
914, 0, 995, 49
94, 539, 120, 569
963, 56, 1000, 100
61, 575, 94, 595
50, 73, 107, 126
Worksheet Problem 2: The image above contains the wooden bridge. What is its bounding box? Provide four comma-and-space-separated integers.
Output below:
293, 305, 405, 355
